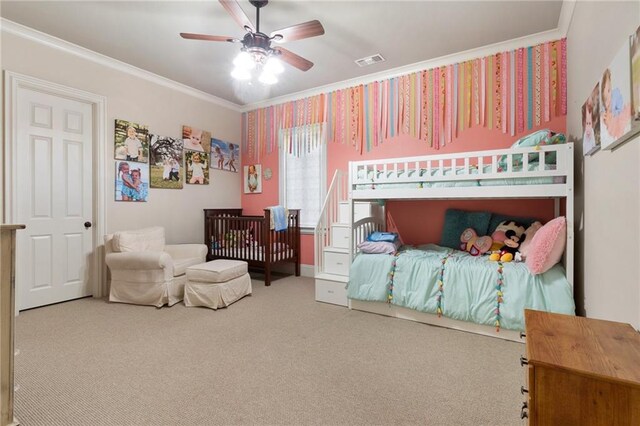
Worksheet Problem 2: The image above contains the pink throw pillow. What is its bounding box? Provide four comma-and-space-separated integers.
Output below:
525, 217, 566, 275
519, 221, 542, 260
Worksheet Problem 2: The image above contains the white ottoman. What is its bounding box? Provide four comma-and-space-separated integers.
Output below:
184, 260, 252, 309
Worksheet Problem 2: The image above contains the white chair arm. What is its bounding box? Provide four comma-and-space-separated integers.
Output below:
164, 244, 207, 261
105, 251, 173, 271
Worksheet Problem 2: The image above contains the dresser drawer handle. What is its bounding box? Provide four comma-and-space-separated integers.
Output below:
521, 406, 528, 419
520, 331, 526, 339
521, 386, 528, 395
520, 356, 528, 366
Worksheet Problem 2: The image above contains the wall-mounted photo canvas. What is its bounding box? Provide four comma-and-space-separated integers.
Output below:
149, 134, 184, 189
210, 138, 239, 173
244, 164, 262, 194
599, 42, 633, 150
182, 125, 211, 153
114, 119, 149, 163
115, 161, 149, 202
582, 83, 601, 156
631, 25, 640, 130
185, 151, 209, 185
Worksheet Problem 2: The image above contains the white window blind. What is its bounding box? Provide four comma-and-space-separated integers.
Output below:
279, 134, 326, 229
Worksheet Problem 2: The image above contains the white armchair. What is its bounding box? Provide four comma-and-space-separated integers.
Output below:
104, 227, 207, 307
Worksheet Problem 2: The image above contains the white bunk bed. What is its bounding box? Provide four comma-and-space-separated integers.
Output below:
346, 144, 574, 342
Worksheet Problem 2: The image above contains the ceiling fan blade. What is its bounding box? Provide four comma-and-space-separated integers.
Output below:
219, 0, 255, 32
270, 20, 324, 43
275, 47, 314, 71
180, 33, 238, 42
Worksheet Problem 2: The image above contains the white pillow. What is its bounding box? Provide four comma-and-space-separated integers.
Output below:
112, 227, 165, 252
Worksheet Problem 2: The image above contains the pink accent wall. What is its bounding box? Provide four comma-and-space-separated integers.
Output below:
242, 116, 566, 266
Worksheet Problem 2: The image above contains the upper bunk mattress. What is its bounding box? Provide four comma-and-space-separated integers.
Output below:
353, 163, 565, 190
347, 244, 574, 331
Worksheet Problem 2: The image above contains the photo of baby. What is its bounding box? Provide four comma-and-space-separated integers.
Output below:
582, 83, 601, 157
114, 119, 149, 163
210, 138, 239, 173
185, 151, 209, 185
244, 164, 262, 194
599, 42, 632, 150
115, 161, 149, 202
182, 126, 211, 153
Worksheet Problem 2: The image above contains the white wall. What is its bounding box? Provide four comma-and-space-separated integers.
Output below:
1, 31, 242, 244
567, 2, 640, 329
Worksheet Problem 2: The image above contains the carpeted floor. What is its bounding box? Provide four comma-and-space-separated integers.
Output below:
15, 275, 526, 425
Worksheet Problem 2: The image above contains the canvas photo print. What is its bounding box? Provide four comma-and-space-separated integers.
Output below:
599, 42, 632, 150
244, 164, 262, 194
182, 125, 211, 153
185, 151, 209, 185
210, 138, 239, 173
582, 83, 601, 156
631, 25, 640, 125
114, 119, 149, 163
149, 134, 184, 189
115, 161, 149, 202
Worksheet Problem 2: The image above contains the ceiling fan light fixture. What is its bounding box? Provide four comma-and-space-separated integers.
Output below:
233, 51, 255, 70
264, 56, 284, 75
231, 66, 252, 81
259, 70, 278, 85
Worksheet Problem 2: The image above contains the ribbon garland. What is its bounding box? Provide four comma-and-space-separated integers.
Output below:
243, 39, 567, 161
495, 261, 505, 332
436, 250, 455, 317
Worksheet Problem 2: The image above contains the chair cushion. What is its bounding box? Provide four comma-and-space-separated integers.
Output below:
186, 260, 248, 283
112, 227, 165, 253
173, 257, 207, 277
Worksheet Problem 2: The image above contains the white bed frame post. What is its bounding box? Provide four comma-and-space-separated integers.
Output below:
565, 144, 574, 292
348, 162, 354, 264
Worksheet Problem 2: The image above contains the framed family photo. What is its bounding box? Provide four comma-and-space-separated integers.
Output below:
182, 125, 211, 153
582, 83, 601, 156
114, 119, 149, 163
210, 138, 239, 173
599, 42, 633, 150
149, 134, 183, 189
244, 164, 262, 194
185, 151, 209, 185
115, 161, 149, 202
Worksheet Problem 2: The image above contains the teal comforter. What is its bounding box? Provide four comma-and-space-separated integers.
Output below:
347, 244, 575, 331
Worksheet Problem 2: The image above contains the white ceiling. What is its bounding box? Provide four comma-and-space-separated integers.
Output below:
1, 1, 564, 107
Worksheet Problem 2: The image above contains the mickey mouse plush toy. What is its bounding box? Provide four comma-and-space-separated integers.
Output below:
489, 221, 526, 262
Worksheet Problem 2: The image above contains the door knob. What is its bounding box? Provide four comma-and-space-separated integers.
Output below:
84, 221, 92, 229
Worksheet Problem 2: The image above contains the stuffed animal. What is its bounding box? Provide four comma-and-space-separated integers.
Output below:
489, 221, 527, 262
490, 221, 527, 252
460, 228, 493, 256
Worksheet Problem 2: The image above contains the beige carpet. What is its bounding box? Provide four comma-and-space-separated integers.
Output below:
15, 275, 526, 425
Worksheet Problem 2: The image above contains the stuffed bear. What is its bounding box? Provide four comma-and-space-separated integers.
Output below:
460, 228, 493, 256
489, 221, 527, 262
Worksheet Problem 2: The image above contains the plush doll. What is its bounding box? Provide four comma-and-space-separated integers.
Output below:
490, 221, 526, 252
460, 228, 493, 256
489, 221, 527, 262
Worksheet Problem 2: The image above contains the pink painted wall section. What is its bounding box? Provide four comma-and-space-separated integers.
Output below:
242, 117, 566, 266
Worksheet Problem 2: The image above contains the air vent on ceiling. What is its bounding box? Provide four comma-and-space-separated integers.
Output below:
355, 54, 386, 67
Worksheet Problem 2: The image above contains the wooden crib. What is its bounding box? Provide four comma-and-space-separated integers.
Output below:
203, 208, 301, 286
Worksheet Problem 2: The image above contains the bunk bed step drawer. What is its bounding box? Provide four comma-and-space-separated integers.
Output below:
323, 250, 350, 276
338, 202, 373, 224
315, 278, 348, 306
331, 225, 350, 249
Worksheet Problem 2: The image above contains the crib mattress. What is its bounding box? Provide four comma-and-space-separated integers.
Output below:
347, 244, 574, 331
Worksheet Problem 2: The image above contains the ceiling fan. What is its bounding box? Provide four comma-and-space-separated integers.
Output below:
180, 0, 325, 84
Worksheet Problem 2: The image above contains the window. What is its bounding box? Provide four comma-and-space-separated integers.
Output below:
279, 141, 327, 229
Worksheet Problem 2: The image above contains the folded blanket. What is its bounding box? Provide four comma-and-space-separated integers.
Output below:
269, 206, 288, 231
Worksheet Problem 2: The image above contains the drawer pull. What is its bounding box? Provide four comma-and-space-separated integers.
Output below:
520, 331, 526, 339
521, 386, 528, 395
521, 406, 528, 419
336, 262, 343, 265
327, 290, 334, 294
520, 356, 528, 366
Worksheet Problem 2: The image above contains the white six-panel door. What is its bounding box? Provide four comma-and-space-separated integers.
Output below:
15, 88, 93, 310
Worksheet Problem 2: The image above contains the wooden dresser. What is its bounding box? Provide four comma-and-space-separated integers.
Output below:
521, 309, 640, 425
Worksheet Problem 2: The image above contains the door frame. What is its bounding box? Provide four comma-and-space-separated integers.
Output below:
3, 71, 108, 307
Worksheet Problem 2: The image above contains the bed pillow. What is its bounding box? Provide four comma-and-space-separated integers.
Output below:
440, 209, 492, 250
525, 217, 566, 275
367, 232, 398, 243
518, 221, 542, 260
498, 130, 566, 168
358, 240, 400, 255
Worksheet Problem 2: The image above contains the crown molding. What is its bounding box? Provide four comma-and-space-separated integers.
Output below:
241, 0, 575, 112
0, 18, 243, 112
